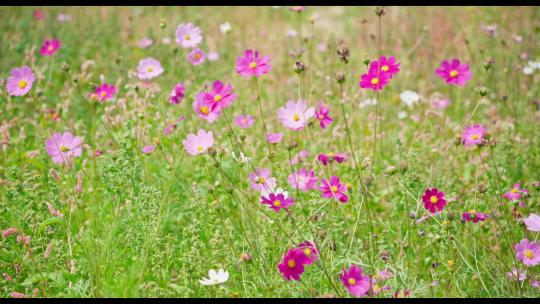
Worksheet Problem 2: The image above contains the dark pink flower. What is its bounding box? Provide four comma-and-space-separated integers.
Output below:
317, 152, 347, 166
461, 124, 486, 147
435, 59, 473, 86
202, 80, 237, 111
34, 10, 44, 20
193, 93, 221, 123
169, 83, 185, 104
297, 241, 319, 265
40, 39, 61, 56
95, 83, 116, 102
260, 192, 294, 212
359, 64, 391, 91
236, 49, 271, 78
314, 101, 333, 129
340, 265, 371, 297
277, 248, 308, 281
461, 210, 489, 223
371, 55, 400, 78
318, 176, 348, 203
234, 114, 254, 129
422, 188, 446, 214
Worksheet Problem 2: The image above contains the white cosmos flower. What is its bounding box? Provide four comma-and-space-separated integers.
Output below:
199, 268, 229, 286
220, 22, 231, 34
527, 60, 540, 69
523, 66, 534, 75
400, 90, 420, 108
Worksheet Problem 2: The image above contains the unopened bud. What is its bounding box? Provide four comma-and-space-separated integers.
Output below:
337, 43, 350, 64
159, 18, 167, 29
335, 72, 346, 84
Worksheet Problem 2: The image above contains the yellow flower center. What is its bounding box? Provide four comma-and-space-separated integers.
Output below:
196, 145, 203, 151
430, 195, 438, 204
348, 278, 356, 285
241, 118, 246, 124
525, 250, 534, 259
194, 53, 200, 60
60, 145, 70, 152
373, 284, 380, 292
287, 259, 296, 268
511, 188, 518, 193
450, 70, 458, 77
293, 114, 300, 122
328, 152, 334, 158
200, 106, 209, 115
304, 248, 311, 256
371, 77, 379, 85
447, 260, 454, 267
381, 65, 389, 72
256, 177, 266, 184
471, 134, 479, 140
273, 200, 281, 207
214, 94, 222, 102
331, 186, 338, 193
249, 62, 257, 69
147, 67, 154, 73
184, 35, 191, 41
48, 45, 54, 51
18, 80, 27, 89
100, 91, 107, 97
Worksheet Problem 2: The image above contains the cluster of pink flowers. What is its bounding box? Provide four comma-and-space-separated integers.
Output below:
277, 241, 319, 281
359, 55, 400, 91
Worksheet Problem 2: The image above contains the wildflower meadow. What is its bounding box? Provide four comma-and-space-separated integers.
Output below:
1, 6, 540, 298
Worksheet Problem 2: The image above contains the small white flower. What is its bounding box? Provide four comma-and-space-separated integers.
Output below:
523, 66, 534, 75
232, 151, 251, 163
527, 60, 540, 69
199, 269, 229, 286
220, 22, 231, 34
359, 98, 377, 108
400, 90, 420, 108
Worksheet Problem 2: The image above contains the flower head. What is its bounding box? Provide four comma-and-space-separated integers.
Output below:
461, 210, 489, 223
142, 145, 155, 154
188, 48, 205, 66
359, 64, 391, 91
202, 80, 237, 111
515, 239, 540, 266
340, 265, 371, 297
182, 129, 214, 156
317, 152, 347, 166
461, 124, 486, 147
193, 92, 222, 123
422, 188, 446, 214
40, 39, 61, 56
95, 83, 116, 102
207, 51, 219, 61
175, 23, 203, 48
137, 57, 164, 80
220, 22, 231, 34
400, 90, 420, 108
6, 66, 35, 96
199, 269, 228, 285
249, 168, 276, 193
138, 37, 153, 49
266, 132, 283, 144
503, 183, 527, 203
234, 114, 254, 129
261, 192, 294, 212
314, 101, 333, 129
169, 83, 185, 104
288, 168, 318, 192
278, 100, 315, 131
277, 248, 308, 281
371, 55, 400, 77
524, 213, 540, 232
45, 132, 83, 164
297, 241, 319, 265
318, 176, 348, 203
435, 59, 473, 86
236, 49, 271, 78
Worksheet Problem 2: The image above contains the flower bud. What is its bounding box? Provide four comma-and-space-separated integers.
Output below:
294, 61, 307, 74
159, 18, 167, 29
335, 72, 346, 84
337, 43, 350, 64
287, 140, 298, 151
61, 62, 70, 73
375, 6, 386, 16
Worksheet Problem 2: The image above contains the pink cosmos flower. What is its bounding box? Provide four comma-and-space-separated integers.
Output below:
435, 59, 473, 86
40, 39, 61, 56
371, 55, 400, 78
142, 145, 155, 154
359, 70, 391, 92
193, 93, 221, 123
6, 66, 35, 96
188, 48, 205, 66
169, 83, 185, 104
260, 192, 294, 212
515, 239, 540, 266
340, 265, 371, 297
422, 188, 446, 214
95, 83, 116, 102
234, 114, 254, 129
175, 23, 203, 48
266, 132, 283, 144
137, 57, 164, 80
249, 168, 276, 193
138, 37, 153, 49
45, 132, 83, 164
318, 176, 348, 203
288, 168, 318, 192
278, 100, 315, 131
289, 149, 308, 165
523, 213, 540, 232
182, 129, 214, 156
503, 183, 527, 202
317, 152, 347, 166
202, 80, 237, 111
461, 124, 486, 147
236, 49, 271, 78
461, 210, 489, 223
297, 241, 319, 265
277, 248, 308, 281
208, 51, 219, 61
314, 101, 333, 129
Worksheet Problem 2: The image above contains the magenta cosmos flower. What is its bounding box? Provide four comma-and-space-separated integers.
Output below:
435, 59, 473, 86
318, 176, 348, 203
193, 93, 221, 123
288, 168, 318, 192
182, 129, 214, 156
142, 145, 155, 154
340, 265, 371, 297
170, 83, 185, 104
234, 114, 254, 128
422, 188, 446, 214
318, 152, 347, 166
202, 80, 237, 111
45, 132, 83, 164
175, 23, 203, 48
515, 239, 540, 266
6, 66, 35, 97
524, 213, 540, 232
260, 192, 294, 212
461, 124, 486, 147
95, 83, 116, 102
249, 167, 276, 193
277, 248, 308, 281
137, 57, 164, 80
267, 132, 283, 144
188, 48, 205, 66
236, 49, 271, 78
278, 100, 315, 131
314, 101, 333, 129
359, 63, 391, 91
371, 55, 400, 78
297, 241, 319, 265
40, 39, 61, 56
461, 210, 489, 223
503, 183, 528, 202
